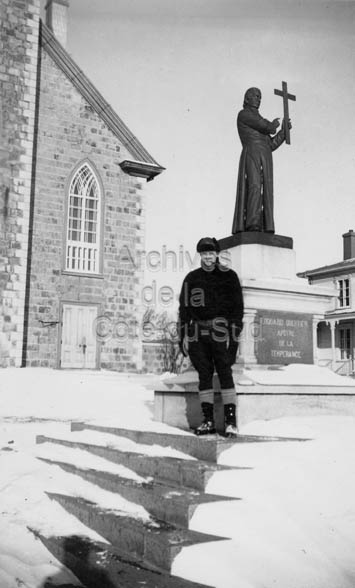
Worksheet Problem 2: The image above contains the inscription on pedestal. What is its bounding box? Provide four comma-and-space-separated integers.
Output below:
256, 310, 313, 364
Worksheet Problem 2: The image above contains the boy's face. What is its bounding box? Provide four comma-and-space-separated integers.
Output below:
200, 250, 218, 267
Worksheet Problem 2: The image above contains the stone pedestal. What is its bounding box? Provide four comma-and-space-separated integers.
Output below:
154, 368, 355, 431
219, 232, 337, 366
219, 232, 296, 280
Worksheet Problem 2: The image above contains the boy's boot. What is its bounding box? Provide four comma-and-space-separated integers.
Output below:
224, 403, 238, 438
195, 402, 216, 435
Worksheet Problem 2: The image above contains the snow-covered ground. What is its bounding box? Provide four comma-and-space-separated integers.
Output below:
1, 368, 355, 588
243, 363, 355, 387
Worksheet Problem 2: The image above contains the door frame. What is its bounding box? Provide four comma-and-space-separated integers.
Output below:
337, 321, 354, 370
57, 300, 102, 369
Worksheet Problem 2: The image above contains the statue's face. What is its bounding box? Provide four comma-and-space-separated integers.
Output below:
245, 88, 261, 108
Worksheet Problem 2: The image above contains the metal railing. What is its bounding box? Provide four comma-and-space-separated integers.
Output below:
334, 358, 354, 376
318, 358, 354, 377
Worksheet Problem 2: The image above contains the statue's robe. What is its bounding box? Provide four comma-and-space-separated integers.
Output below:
232, 106, 285, 233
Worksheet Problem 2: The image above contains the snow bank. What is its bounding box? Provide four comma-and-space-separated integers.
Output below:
243, 363, 355, 387
0, 368, 194, 434
173, 416, 355, 588
1, 369, 355, 588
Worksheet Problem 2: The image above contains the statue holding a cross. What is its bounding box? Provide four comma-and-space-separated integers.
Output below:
232, 82, 295, 234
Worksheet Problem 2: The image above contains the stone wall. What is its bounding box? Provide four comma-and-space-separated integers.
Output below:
142, 340, 188, 374
24, 47, 144, 370
142, 341, 166, 374
0, 0, 40, 366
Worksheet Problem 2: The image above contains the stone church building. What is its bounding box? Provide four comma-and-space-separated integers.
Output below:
0, 0, 164, 369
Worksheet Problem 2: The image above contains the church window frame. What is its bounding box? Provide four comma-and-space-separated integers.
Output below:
64, 161, 104, 276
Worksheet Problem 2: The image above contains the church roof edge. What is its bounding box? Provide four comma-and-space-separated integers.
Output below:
40, 21, 164, 179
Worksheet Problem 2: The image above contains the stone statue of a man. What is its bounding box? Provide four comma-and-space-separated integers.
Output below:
232, 87, 291, 234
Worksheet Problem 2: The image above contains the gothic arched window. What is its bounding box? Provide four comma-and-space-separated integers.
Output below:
65, 162, 101, 274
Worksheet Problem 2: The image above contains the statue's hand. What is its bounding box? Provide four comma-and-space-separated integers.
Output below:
271, 118, 280, 133
282, 118, 292, 130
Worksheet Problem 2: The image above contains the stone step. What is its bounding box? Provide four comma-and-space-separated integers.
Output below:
36, 435, 242, 490
71, 422, 309, 462
71, 422, 236, 461
33, 530, 214, 588
46, 492, 228, 572
39, 458, 239, 528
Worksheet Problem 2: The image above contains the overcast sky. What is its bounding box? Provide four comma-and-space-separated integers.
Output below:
46, 0, 355, 303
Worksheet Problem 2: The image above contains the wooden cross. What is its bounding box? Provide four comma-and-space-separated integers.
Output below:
274, 81, 296, 145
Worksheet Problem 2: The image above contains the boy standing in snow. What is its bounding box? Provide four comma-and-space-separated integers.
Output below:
178, 237, 244, 437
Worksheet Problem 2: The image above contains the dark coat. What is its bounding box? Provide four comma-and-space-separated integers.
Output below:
232, 106, 285, 233
178, 264, 244, 330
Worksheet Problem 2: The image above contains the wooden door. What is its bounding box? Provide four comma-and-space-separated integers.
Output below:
61, 304, 98, 368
